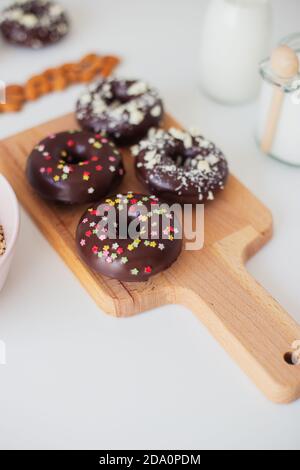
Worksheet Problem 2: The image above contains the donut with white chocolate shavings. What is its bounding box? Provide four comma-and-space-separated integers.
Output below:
26, 130, 125, 204
76, 193, 182, 282
0, 0, 69, 49
76, 78, 164, 145
133, 128, 229, 204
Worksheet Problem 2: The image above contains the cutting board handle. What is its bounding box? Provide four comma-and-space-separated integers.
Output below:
179, 226, 300, 403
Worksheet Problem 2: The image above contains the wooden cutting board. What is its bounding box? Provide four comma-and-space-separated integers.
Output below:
0, 112, 300, 404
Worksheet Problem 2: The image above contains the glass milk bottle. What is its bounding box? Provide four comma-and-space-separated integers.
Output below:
257, 34, 300, 166
199, 0, 272, 104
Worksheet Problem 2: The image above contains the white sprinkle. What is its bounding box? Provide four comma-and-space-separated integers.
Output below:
200, 138, 210, 149
80, 93, 92, 105
128, 108, 144, 125
197, 160, 211, 172
127, 81, 148, 96
150, 105, 161, 117
169, 127, 192, 148
20, 14, 38, 28
50, 4, 64, 17
92, 99, 106, 115
169, 127, 185, 141
207, 154, 219, 165
131, 145, 139, 156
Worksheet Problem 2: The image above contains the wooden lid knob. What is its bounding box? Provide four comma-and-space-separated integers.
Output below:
271, 45, 299, 79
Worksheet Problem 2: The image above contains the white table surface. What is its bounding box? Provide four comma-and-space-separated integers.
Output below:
0, 0, 299, 451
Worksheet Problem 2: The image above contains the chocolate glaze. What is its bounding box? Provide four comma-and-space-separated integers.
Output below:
0, 0, 69, 49
76, 193, 182, 282
26, 130, 125, 204
133, 128, 229, 204
76, 78, 164, 145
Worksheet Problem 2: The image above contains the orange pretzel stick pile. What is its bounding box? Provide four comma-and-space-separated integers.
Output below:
0, 54, 120, 114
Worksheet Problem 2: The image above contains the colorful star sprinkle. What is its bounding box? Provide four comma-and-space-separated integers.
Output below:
34, 131, 122, 203
78, 193, 179, 277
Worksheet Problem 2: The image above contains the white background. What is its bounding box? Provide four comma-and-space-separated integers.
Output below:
0, 0, 300, 450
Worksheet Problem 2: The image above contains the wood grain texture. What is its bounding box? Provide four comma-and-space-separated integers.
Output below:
0, 112, 300, 403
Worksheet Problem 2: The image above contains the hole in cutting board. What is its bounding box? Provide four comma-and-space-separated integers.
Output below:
284, 352, 300, 366
284, 352, 294, 365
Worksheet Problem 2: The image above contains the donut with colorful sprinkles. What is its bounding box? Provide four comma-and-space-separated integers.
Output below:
133, 128, 229, 204
76, 78, 164, 145
26, 130, 125, 204
0, 0, 69, 49
76, 193, 183, 282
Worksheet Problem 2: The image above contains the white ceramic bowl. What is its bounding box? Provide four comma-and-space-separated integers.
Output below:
0, 175, 20, 292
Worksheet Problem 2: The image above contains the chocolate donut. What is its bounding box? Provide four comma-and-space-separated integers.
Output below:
76, 193, 182, 282
133, 128, 229, 204
0, 0, 69, 49
76, 78, 164, 145
26, 130, 125, 204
